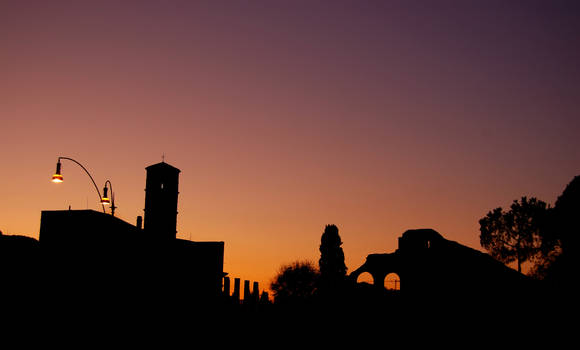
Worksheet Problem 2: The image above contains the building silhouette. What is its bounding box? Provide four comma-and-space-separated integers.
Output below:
144, 161, 180, 240
350, 229, 531, 303
38, 161, 225, 307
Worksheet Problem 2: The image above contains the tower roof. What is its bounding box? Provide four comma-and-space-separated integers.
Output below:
146, 161, 181, 173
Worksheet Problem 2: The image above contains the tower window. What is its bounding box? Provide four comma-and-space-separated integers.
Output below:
161, 183, 164, 189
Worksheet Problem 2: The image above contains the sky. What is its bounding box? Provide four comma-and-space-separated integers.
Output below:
1, 1, 579, 295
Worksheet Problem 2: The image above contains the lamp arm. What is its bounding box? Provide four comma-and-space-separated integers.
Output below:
58, 156, 106, 213
104, 179, 116, 216
104, 180, 113, 196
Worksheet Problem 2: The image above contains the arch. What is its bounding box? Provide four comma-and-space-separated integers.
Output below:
384, 272, 401, 291
349, 253, 402, 289
356, 271, 374, 285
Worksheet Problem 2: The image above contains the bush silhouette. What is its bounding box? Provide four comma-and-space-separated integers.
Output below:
270, 261, 319, 306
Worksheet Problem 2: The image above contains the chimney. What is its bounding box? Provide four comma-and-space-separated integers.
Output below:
232, 278, 241, 303
252, 281, 259, 303
243, 280, 251, 303
223, 276, 230, 297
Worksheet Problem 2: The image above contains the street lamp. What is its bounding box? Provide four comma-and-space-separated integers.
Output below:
51, 161, 63, 183
101, 187, 110, 205
51, 156, 106, 213
101, 180, 116, 216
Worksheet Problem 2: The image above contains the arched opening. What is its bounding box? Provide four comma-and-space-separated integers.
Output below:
356, 272, 374, 285
384, 272, 401, 291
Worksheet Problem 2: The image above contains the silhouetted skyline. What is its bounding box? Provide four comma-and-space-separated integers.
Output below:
1, 1, 579, 293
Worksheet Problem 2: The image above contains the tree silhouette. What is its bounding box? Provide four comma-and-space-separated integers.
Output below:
318, 224, 347, 289
553, 175, 580, 254
479, 197, 549, 273
270, 261, 319, 306
541, 175, 580, 284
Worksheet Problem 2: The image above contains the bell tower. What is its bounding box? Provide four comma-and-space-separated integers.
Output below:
144, 161, 180, 240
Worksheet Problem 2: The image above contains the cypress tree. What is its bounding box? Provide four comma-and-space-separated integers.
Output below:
318, 224, 347, 291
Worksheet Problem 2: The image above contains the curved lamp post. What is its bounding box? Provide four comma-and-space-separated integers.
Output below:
51, 156, 106, 213
101, 180, 116, 216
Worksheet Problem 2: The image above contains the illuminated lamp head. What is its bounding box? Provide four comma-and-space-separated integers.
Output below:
101, 186, 110, 205
51, 161, 63, 183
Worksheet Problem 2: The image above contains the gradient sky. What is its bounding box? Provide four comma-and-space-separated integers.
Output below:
2, 1, 579, 294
